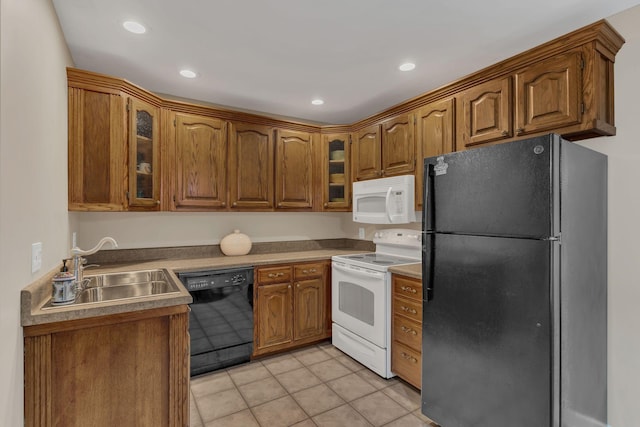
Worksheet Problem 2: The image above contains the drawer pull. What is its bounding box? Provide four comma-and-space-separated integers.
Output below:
267, 272, 286, 278
401, 286, 417, 294
401, 326, 418, 336
401, 352, 418, 363
401, 306, 417, 315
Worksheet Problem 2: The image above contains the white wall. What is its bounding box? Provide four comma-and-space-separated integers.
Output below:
580, 6, 640, 427
0, 0, 74, 425
72, 211, 352, 249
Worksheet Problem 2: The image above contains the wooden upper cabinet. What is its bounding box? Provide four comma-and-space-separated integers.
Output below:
381, 113, 416, 177
275, 129, 313, 209
228, 122, 274, 210
128, 98, 161, 210
415, 98, 455, 208
457, 77, 512, 149
173, 113, 228, 210
352, 124, 382, 181
68, 88, 127, 211
320, 133, 350, 211
515, 51, 582, 137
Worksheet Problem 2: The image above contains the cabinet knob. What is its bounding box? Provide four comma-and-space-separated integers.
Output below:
310, 268, 316, 273
232, 202, 238, 207
156, 200, 160, 205
288, 284, 291, 289
502, 130, 509, 136
302, 269, 308, 274
323, 203, 328, 208
516, 128, 524, 134
296, 283, 300, 288
277, 202, 283, 208
221, 202, 226, 207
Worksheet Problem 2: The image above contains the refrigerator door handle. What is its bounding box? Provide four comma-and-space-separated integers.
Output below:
426, 164, 436, 231
425, 233, 435, 301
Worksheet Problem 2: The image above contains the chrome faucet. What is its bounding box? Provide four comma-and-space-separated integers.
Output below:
71, 237, 118, 287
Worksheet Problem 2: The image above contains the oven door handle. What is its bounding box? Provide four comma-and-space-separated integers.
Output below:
332, 263, 386, 279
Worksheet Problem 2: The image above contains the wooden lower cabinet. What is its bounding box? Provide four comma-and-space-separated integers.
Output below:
391, 274, 423, 389
253, 261, 330, 357
23, 305, 190, 427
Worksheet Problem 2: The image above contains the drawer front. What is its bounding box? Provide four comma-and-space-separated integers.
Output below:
391, 341, 421, 389
257, 266, 292, 284
393, 296, 422, 323
393, 315, 422, 351
392, 275, 422, 301
294, 262, 324, 280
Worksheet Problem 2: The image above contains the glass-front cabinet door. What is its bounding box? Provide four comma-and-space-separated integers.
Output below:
322, 133, 350, 210
128, 97, 160, 209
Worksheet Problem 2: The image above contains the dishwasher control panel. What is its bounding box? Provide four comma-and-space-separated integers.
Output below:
178, 267, 254, 292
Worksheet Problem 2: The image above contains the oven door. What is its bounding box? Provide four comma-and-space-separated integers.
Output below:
331, 261, 387, 348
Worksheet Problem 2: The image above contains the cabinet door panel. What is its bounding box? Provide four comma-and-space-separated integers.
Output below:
352, 125, 381, 181
457, 77, 512, 149
229, 122, 274, 209
174, 114, 227, 209
416, 99, 455, 208
321, 133, 350, 210
382, 114, 415, 177
256, 283, 293, 349
68, 88, 126, 210
128, 97, 160, 209
516, 51, 582, 136
294, 278, 325, 341
275, 129, 313, 209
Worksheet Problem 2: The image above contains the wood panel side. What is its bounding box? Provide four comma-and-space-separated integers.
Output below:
169, 311, 190, 427
24, 334, 51, 427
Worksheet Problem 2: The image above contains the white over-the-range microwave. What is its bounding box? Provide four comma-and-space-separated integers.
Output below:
352, 174, 417, 224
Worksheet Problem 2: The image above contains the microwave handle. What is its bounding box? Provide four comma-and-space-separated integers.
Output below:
385, 187, 393, 223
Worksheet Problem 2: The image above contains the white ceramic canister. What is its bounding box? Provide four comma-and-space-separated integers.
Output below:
51, 271, 77, 305
220, 229, 252, 256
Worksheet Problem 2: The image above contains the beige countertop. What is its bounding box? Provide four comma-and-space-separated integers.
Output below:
21, 248, 366, 327
388, 262, 422, 280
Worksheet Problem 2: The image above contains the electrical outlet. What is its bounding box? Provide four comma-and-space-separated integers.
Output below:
358, 227, 365, 239
31, 242, 42, 273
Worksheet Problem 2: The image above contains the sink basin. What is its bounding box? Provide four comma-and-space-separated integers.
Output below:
49, 269, 181, 307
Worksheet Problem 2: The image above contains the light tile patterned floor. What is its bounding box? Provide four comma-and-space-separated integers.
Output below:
190, 342, 437, 427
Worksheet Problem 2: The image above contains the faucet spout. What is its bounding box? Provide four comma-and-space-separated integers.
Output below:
71, 237, 118, 289
71, 237, 118, 257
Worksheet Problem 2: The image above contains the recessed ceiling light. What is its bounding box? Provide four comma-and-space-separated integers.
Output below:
399, 62, 416, 72
122, 21, 146, 34
311, 99, 324, 106
179, 69, 197, 79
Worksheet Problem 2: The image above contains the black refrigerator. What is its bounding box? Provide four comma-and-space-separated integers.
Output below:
421, 134, 607, 427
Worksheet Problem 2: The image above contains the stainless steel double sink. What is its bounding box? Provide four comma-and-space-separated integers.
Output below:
73, 268, 180, 305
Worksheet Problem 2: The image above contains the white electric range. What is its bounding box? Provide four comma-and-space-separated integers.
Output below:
331, 229, 422, 378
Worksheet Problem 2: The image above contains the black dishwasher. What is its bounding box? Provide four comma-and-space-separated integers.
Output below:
177, 266, 254, 377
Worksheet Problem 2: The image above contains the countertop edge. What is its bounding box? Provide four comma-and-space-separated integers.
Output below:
388, 263, 422, 280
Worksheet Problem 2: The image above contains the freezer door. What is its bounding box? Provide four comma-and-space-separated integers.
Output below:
423, 134, 558, 238
421, 233, 553, 427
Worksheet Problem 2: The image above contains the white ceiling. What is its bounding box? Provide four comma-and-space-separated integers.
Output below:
52, 0, 639, 125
